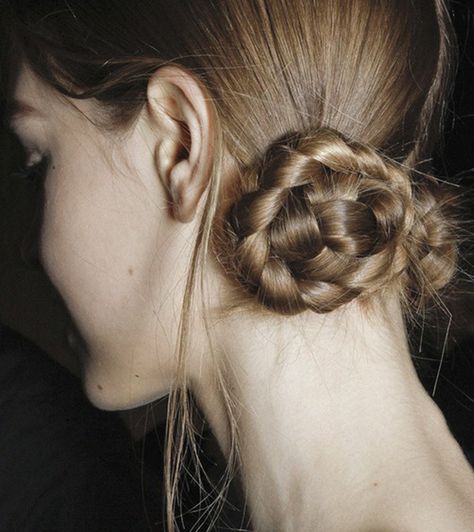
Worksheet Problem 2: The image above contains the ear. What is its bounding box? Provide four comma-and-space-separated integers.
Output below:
145, 65, 215, 223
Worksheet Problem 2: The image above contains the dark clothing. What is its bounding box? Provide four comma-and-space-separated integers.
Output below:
0, 324, 162, 532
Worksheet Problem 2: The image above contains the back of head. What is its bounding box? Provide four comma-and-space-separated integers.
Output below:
1, 0, 455, 158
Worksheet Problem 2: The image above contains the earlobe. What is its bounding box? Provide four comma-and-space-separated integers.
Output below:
146, 65, 215, 224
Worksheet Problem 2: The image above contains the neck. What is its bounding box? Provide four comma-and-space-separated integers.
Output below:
192, 293, 474, 531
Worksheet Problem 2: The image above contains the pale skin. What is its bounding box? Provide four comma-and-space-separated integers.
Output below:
9, 62, 474, 531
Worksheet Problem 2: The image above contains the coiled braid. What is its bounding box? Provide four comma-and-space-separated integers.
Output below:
218, 128, 458, 315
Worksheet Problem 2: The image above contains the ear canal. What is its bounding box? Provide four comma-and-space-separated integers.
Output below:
158, 138, 180, 182
169, 160, 195, 223
158, 134, 196, 223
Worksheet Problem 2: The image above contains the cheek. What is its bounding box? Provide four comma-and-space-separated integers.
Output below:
40, 170, 135, 326
38, 160, 188, 409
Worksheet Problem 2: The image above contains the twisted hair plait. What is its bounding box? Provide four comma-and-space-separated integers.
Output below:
221, 128, 458, 315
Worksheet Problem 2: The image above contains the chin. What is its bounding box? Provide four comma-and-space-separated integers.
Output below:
80, 362, 169, 412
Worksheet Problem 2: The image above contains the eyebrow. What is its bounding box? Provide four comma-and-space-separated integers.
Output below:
5, 99, 45, 125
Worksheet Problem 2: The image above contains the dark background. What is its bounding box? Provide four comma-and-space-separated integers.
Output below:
413, 0, 474, 461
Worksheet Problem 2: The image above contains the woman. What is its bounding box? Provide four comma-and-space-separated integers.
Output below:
2, 1, 473, 530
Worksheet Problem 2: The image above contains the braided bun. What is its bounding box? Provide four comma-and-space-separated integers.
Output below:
218, 128, 458, 316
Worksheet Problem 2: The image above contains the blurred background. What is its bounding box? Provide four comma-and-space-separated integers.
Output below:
0, 2, 472, 527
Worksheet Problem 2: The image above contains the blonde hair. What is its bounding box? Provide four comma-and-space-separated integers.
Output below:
216, 127, 457, 316
4, 0, 462, 529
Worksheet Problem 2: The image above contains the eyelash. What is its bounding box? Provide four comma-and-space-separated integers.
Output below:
10, 155, 51, 185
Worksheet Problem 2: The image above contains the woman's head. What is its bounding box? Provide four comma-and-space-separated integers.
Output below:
2, 0, 460, 527
7, 61, 223, 410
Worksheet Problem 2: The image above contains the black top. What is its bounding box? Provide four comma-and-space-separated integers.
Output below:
0, 324, 162, 532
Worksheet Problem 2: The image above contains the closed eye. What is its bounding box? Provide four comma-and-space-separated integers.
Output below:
10, 155, 51, 187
